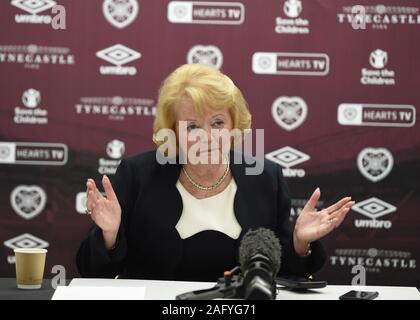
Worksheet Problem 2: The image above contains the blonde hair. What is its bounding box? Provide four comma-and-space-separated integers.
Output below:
152, 64, 251, 148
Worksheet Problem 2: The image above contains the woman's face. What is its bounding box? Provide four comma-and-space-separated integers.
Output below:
175, 96, 233, 165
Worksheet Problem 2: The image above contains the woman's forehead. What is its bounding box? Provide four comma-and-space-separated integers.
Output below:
176, 96, 229, 118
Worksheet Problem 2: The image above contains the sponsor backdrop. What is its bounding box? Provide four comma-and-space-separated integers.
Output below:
0, 0, 419, 286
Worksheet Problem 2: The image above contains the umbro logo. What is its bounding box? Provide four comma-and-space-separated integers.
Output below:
11, 0, 66, 29
265, 146, 310, 178
11, 0, 56, 15
4, 233, 49, 250
96, 44, 142, 76
96, 44, 141, 66
4, 233, 49, 264
353, 197, 396, 229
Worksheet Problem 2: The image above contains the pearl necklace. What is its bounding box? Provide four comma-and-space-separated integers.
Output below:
182, 163, 230, 191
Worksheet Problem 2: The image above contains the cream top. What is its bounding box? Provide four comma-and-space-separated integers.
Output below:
175, 179, 242, 240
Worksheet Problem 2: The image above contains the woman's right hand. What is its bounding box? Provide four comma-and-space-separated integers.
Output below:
86, 175, 121, 249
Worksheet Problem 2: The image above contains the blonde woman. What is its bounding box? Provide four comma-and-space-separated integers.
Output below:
77, 64, 354, 281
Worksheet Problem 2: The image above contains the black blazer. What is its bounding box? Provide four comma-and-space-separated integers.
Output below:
76, 150, 326, 280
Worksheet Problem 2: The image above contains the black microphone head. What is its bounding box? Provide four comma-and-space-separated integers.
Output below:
238, 228, 281, 275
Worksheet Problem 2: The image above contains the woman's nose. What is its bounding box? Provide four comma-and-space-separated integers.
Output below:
197, 126, 215, 146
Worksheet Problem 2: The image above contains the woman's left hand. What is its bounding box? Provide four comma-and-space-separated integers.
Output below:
293, 188, 354, 256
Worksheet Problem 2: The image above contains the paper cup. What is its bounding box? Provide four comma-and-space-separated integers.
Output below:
14, 248, 48, 290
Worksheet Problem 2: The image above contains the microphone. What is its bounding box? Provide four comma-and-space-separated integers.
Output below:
176, 228, 281, 300
239, 228, 281, 300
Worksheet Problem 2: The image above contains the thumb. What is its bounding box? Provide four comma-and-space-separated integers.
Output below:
102, 175, 117, 202
303, 187, 321, 211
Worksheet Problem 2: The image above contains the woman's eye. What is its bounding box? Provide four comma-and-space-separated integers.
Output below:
187, 124, 199, 131
212, 121, 224, 128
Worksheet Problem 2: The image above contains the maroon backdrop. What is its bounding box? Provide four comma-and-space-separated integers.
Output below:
1, 0, 419, 287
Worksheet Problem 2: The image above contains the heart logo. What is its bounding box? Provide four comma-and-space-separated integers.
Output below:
343, 106, 358, 121
187, 45, 223, 70
103, 0, 139, 29
272, 96, 308, 131
10, 185, 47, 220
357, 148, 394, 182
0, 145, 11, 160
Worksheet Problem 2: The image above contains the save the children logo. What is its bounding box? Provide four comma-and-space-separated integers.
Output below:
361, 49, 395, 85
275, 0, 310, 34
98, 140, 125, 174
14, 89, 48, 124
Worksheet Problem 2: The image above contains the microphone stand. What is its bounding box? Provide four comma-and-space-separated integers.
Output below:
176, 267, 243, 300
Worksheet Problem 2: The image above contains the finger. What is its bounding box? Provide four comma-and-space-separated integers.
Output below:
91, 194, 107, 214
319, 208, 351, 235
86, 190, 95, 211
94, 187, 102, 201
325, 197, 352, 215
93, 197, 105, 215
324, 201, 354, 221
318, 219, 336, 237
88, 181, 103, 201
344, 201, 355, 211
323, 208, 350, 230
90, 201, 98, 221
86, 177, 96, 196
87, 187, 104, 211
87, 180, 103, 203
333, 208, 351, 228
102, 175, 117, 202
86, 178, 97, 191
303, 187, 321, 212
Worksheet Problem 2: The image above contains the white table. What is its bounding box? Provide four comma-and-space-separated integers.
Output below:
66, 278, 420, 300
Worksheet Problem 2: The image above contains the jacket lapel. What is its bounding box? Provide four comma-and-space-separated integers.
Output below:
229, 152, 267, 238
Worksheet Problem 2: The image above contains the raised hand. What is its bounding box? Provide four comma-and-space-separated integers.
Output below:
86, 175, 121, 249
293, 188, 354, 256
